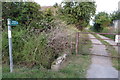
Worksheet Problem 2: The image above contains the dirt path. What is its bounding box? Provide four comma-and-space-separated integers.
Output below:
86, 34, 118, 78
97, 34, 118, 52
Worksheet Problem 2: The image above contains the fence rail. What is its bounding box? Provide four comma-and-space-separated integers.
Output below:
81, 42, 120, 46
79, 32, 117, 35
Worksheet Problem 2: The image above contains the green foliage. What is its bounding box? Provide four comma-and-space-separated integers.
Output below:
101, 28, 115, 40
2, 2, 55, 68
44, 8, 53, 16
2, 1, 93, 70
2, 31, 9, 64
2, 30, 57, 69
93, 12, 111, 32
116, 29, 120, 34
20, 33, 56, 69
58, 1, 96, 30
2, 2, 54, 30
2, 2, 43, 29
2, 28, 27, 64
111, 11, 120, 20
94, 12, 111, 26
53, 3, 59, 8
92, 23, 102, 32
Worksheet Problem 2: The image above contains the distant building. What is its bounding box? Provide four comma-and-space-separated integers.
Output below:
41, 6, 53, 11
113, 20, 120, 31
41, 6, 58, 16
118, 1, 120, 12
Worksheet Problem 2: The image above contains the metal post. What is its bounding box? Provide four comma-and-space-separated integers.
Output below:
7, 19, 13, 72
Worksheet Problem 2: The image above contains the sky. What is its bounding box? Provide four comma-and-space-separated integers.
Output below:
95, 0, 119, 14
34, 0, 120, 14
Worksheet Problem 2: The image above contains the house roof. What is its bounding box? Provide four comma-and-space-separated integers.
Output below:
41, 6, 54, 11
113, 19, 120, 22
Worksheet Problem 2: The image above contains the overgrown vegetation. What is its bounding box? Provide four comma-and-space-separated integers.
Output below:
2, 2, 56, 68
2, 0, 96, 78
3, 36, 92, 78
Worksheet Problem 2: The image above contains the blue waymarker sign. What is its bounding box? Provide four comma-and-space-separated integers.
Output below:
10, 21, 18, 26
8, 20, 18, 26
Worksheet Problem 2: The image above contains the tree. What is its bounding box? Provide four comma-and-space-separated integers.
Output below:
93, 12, 111, 32
2, 2, 43, 29
53, 3, 59, 8
58, 0, 96, 30
111, 11, 120, 21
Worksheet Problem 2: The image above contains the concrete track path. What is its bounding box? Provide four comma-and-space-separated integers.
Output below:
86, 34, 118, 78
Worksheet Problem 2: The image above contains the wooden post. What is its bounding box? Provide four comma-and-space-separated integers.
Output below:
70, 41, 73, 54
75, 32, 79, 55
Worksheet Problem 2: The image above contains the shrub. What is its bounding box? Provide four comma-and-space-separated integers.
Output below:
2, 28, 27, 64
116, 29, 120, 35
2, 14, 79, 69
18, 33, 56, 68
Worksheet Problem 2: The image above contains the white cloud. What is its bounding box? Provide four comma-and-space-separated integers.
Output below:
95, 0, 119, 14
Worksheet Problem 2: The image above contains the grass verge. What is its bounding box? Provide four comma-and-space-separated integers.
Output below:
2, 54, 90, 78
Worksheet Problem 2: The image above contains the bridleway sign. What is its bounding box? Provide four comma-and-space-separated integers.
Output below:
8, 20, 18, 26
